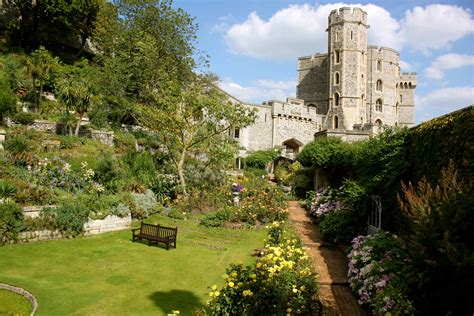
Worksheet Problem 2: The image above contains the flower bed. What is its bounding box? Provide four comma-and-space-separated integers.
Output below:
207, 222, 320, 315
347, 231, 414, 314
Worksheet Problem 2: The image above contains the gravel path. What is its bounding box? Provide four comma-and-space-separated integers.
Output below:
288, 201, 367, 316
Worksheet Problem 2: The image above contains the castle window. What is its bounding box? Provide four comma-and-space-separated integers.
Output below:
234, 127, 240, 139
335, 31, 339, 41
335, 50, 340, 64
360, 116, 363, 124
361, 94, 365, 108
351, 31, 353, 40
400, 94, 402, 102
376, 79, 383, 92
335, 72, 340, 85
377, 60, 382, 71
409, 82, 412, 88
334, 92, 340, 107
334, 115, 339, 129
404, 82, 408, 88
375, 99, 383, 112
395, 121, 398, 127
375, 119, 383, 126
396, 102, 399, 114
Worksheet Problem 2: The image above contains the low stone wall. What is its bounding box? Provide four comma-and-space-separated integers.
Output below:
0, 283, 38, 316
19, 208, 131, 242
84, 215, 131, 235
22, 205, 56, 218
29, 120, 57, 133
89, 129, 114, 147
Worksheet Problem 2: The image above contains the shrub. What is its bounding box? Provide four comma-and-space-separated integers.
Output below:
58, 135, 81, 149
208, 223, 319, 315
0, 179, 16, 199
123, 151, 157, 186
319, 210, 362, 244
0, 83, 17, 122
12, 111, 38, 125
94, 153, 124, 191
130, 189, 158, 219
167, 208, 185, 220
51, 201, 89, 237
398, 162, 474, 315
244, 149, 279, 169
0, 202, 26, 245
200, 207, 233, 227
4, 129, 38, 166
348, 232, 415, 315
243, 167, 267, 178
114, 131, 136, 152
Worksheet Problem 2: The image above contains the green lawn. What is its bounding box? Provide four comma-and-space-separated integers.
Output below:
0, 215, 267, 315
0, 289, 32, 315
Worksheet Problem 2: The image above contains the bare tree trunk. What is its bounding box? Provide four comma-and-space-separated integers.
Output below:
177, 150, 187, 197
74, 113, 83, 136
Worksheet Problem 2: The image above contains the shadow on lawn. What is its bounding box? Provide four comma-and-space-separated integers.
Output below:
149, 289, 205, 315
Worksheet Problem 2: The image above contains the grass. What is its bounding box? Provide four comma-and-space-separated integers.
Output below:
0, 289, 32, 315
0, 214, 267, 315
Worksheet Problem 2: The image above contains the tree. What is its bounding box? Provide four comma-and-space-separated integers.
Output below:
0, 82, 17, 123
56, 75, 93, 136
134, 74, 256, 197
3, 0, 103, 54
23, 47, 59, 111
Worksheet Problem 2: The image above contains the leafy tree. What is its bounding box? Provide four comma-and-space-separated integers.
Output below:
134, 74, 256, 196
0, 81, 17, 123
23, 47, 59, 110
245, 148, 280, 169
3, 0, 103, 54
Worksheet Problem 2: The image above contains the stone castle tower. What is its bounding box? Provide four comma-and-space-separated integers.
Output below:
229, 7, 417, 163
297, 7, 416, 136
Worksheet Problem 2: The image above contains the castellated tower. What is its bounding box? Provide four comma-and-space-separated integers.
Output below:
326, 7, 368, 131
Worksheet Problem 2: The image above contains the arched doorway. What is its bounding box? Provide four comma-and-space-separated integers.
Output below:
282, 138, 304, 159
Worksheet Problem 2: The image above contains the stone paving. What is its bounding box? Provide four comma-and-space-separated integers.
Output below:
288, 201, 367, 316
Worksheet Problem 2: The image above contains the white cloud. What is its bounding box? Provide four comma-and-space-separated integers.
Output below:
219, 3, 474, 61
399, 60, 413, 71
210, 15, 233, 34
424, 54, 474, 79
415, 87, 474, 122
218, 79, 296, 103
400, 4, 474, 53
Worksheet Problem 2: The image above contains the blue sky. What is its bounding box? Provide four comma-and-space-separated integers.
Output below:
174, 0, 474, 123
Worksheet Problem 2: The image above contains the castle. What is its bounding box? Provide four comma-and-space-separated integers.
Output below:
228, 7, 417, 163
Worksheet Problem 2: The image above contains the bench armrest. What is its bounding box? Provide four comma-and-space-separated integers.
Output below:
131, 228, 140, 234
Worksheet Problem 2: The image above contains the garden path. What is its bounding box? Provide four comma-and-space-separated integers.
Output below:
288, 201, 366, 316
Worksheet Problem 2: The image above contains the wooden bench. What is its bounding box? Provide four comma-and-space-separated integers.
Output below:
132, 222, 177, 250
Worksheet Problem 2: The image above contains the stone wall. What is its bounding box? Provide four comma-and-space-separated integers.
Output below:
0, 127, 5, 150
89, 129, 114, 146
19, 211, 131, 242
29, 120, 57, 133
0, 283, 38, 316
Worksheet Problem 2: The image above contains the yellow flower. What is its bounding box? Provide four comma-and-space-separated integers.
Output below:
250, 273, 257, 279
228, 281, 235, 288
231, 272, 238, 278
256, 263, 262, 269
292, 288, 298, 293
300, 285, 306, 291
242, 289, 253, 296
214, 291, 220, 297
211, 285, 217, 291
172, 310, 180, 315
287, 308, 292, 312
222, 273, 229, 279
209, 291, 214, 297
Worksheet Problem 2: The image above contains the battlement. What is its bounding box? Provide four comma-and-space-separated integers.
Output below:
298, 53, 327, 60
367, 45, 399, 55
329, 7, 367, 25
399, 73, 417, 87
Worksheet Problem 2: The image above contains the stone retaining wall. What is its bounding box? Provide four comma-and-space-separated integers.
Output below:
0, 283, 38, 315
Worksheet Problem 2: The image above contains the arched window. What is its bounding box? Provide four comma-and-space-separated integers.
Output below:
377, 60, 382, 71
335, 50, 340, 64
404, 82, 408, 88
376, 99, 383, 112
360, 116, 363, 124
334, 115, 339, 129
334, 92, 340, 107
350, 31, 353, 40
361, 94, 365, 108
396, 102, 399, 114
375, 119, 383, 126
396, 83, 398, 89
234, 127, 240, 139
361, 73, 364, 81
376, 79, 383, 92
395, 121, 398, 127
400, 94, 403, 102
335, 72, 340, 85
409, 82, 412, 88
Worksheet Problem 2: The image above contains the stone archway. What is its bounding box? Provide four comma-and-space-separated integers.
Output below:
282, 138, 304, 159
